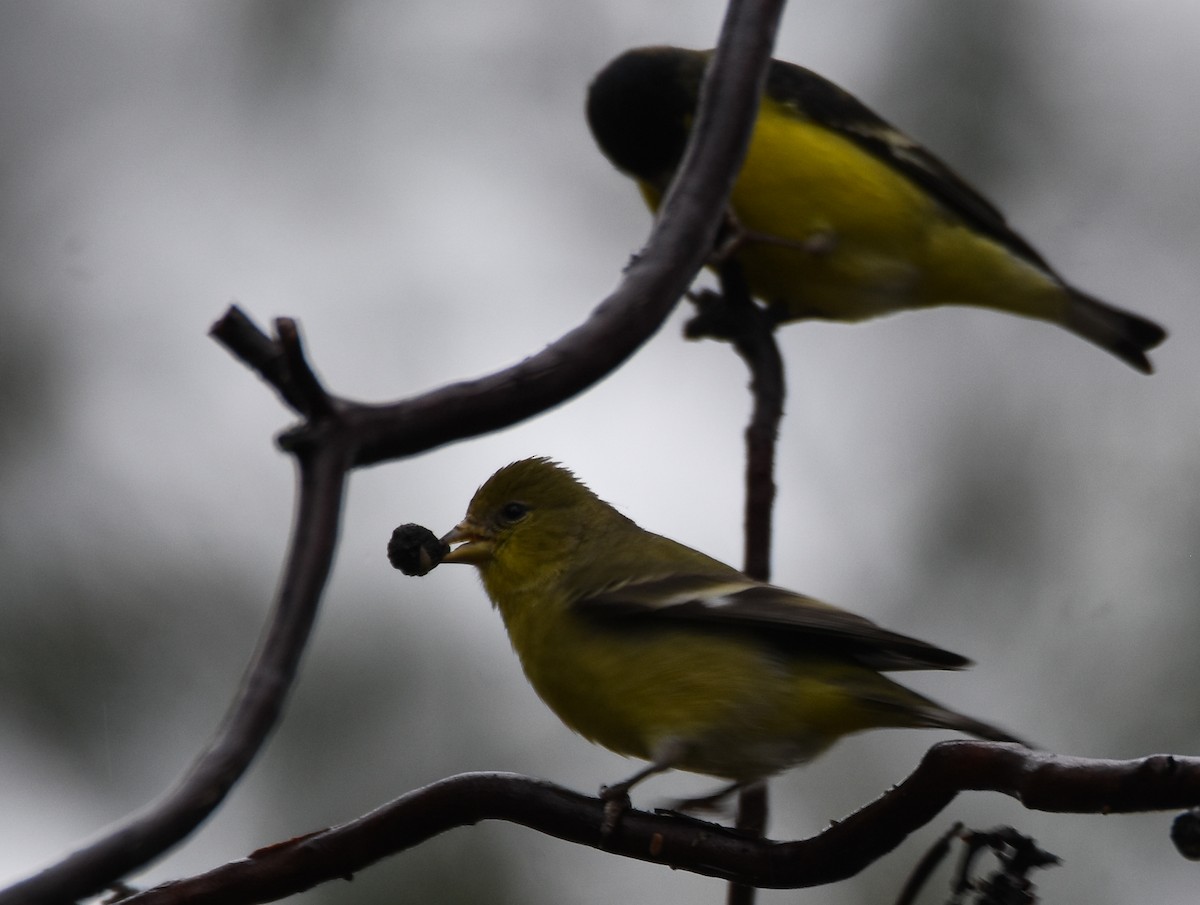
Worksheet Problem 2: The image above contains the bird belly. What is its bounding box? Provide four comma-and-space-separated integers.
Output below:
727, 107, 931, 318
724, 102, 1071, 324
502, 605, 912, 781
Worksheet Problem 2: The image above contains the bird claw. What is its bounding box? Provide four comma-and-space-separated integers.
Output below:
599, 784, 632, 837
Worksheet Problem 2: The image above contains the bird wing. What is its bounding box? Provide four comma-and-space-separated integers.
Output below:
575, 573, 971, 672
769, 59, 1056, 273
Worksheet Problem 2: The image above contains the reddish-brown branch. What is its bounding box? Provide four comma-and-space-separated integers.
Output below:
117, 745, 1200, 905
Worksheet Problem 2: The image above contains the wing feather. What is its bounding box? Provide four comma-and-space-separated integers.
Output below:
767, 59, 1056, 273
576, 575, 971, 672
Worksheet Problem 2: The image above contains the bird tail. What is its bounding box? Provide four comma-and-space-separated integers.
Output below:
863, 680, 1030, 747
1064, 290, 1166, 374
926, 709, 1029, 747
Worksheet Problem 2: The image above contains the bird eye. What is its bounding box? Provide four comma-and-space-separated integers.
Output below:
499, 502, 530, 524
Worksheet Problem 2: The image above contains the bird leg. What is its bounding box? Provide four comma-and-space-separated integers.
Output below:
598, 760, 672, 836
598, 739, 695, 835
668, 779, 747, 815
712, 208, 838, 264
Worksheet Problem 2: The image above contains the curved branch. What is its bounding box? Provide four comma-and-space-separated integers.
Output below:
217, 0, 785, 466
118, 744, 1200, 905
339, 0, 785, 467
0, 445, 351, 905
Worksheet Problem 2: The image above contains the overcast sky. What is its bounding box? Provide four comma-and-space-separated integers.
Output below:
2, 3, 1198, 904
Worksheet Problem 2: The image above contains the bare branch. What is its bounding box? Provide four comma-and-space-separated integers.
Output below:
684, 253, 788, 905
117, 745, 1200, 905
273, 318, 336, 422
0, 1, 788, 902
688, 260, 787, 582
0, 448, 350, 905
698, 262, 788, 905
893, 821, 963, 905
337, 0, 785, 468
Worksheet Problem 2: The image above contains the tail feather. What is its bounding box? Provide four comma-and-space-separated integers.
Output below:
867, 683, 1030, 747
1065, 290, 1167, 374
933, 710, 1029, 747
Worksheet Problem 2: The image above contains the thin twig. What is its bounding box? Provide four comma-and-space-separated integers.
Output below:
274, 318, 336, 422
893, 822, 963, 905
693, 255, 787, 905
717, 261, 785, 583
208, 307, 318, 416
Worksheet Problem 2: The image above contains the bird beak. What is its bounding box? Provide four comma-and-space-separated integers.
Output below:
439, 520, 494, 565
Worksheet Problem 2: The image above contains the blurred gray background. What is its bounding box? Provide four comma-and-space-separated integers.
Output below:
1, 1, 1197, 903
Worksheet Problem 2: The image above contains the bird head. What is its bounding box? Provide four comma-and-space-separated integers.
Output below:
586, 46, 707, 192
440, 458, 608, 585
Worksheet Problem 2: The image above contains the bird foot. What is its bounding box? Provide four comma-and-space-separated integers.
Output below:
599, 783, 633, 837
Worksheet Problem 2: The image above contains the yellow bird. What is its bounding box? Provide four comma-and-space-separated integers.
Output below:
427, 458, 1023, 801
586, 46, 1166, 373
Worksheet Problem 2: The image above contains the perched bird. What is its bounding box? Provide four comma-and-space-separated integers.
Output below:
431, 457, 1023, 802
586, 46, 1166, 372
